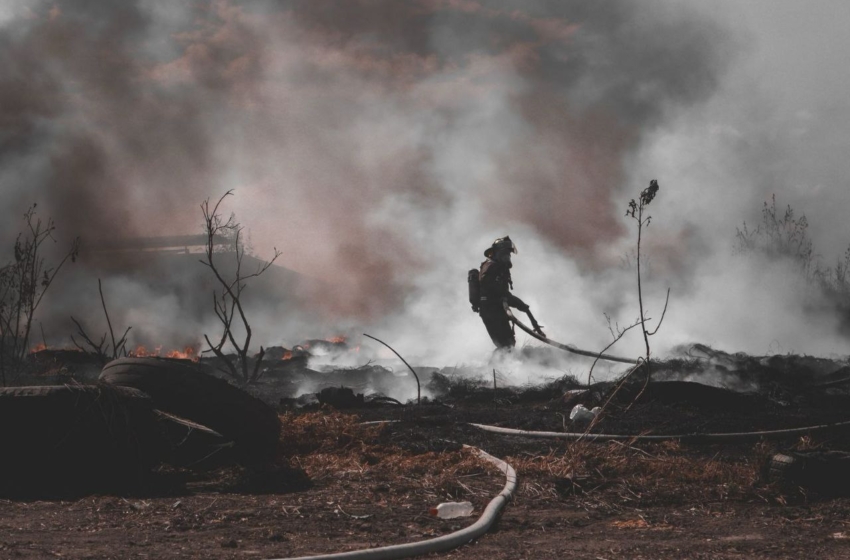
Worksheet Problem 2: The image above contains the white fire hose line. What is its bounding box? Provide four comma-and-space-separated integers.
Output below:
269, 391, 850, 558
471, 419, 850, 442
271, 446, 517, 560
364, 418, 850, 442
813, 376, 850, 389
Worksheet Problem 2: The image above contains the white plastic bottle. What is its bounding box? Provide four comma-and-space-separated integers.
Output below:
429, 501, 474, 519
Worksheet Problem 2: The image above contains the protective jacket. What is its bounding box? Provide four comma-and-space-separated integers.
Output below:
478, 259, 528, 349
478, 259, 528, 312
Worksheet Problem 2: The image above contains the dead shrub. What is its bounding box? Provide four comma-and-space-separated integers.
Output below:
280, 413, 503, 502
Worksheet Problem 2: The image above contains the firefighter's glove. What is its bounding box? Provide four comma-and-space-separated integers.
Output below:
527, 312, 545, 337
531, 320, 546, 337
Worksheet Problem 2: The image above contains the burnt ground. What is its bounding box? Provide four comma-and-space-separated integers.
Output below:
3, 347, 850, 559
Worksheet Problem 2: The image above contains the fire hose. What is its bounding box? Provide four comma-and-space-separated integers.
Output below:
271, 414, 850, 560
470, 418, 850, 442
267, 313, 850, 559
274, 446, 516, 560
503, 302, 638, 365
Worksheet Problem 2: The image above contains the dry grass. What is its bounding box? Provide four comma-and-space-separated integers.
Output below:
279, 412, 792, 515
280, 411, 382, 455
509, 438, 766, 507
279, 412, 501, 502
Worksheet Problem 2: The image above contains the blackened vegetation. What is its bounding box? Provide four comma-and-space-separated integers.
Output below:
70, 278, 132, 364
624, 180, 669, 373
200, 191, 281, 384
0, 205, 79, 386
6, 336, 850, 514
345, 346, 850, 438
585, 180, 670, 421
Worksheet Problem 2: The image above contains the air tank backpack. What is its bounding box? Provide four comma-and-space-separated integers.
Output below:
467, 268, 480, 312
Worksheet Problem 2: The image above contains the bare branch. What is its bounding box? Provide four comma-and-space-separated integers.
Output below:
587, 317, 642, 385
0, 205, 78, 382
624, 180, 668, 389
70, 316, 109, 365
203, 333, 240, 381
363, 333, 420, 405
98, 279, 118, 358
115, 326, 132, 357
200, 191, 278, 383
647, 288, 671, 337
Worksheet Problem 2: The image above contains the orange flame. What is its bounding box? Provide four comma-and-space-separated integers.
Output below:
131, 345, 160, 357
326, 336, 347, 344
29, 343, 47, 354
281, 350, 293, 361
130, 345, 197, 361
165, 346, 199, 362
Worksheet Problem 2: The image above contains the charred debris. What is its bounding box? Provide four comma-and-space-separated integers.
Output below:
21, 338, 850, 412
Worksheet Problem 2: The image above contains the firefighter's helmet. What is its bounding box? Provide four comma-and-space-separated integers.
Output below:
484, 236, 518, 258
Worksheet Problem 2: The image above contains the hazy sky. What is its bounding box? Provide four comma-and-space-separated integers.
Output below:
2, 1, 850, 368
694, 0, 850, 258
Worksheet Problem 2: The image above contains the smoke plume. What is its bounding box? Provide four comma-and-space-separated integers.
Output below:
2, 0, 849, 379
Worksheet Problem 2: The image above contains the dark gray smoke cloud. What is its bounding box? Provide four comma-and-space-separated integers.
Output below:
13, 0, 845, 369
0, 0, 734, 309
0, 2, 220, 250
281, 0, 736, 257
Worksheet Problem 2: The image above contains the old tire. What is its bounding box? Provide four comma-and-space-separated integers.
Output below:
100, 357, 281, 464
767, 453, 801, 482
767, 451, 850, 496
0, 384, 165, 496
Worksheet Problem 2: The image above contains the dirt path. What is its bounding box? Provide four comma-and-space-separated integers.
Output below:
3, 481, 850, 559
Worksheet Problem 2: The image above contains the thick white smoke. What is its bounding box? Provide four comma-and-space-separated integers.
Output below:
2, 1, 850, 383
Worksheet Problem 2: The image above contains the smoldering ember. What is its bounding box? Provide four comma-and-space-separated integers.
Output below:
4, 3, 850, 560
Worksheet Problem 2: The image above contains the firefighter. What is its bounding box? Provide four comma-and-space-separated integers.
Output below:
475, 236, 539, 349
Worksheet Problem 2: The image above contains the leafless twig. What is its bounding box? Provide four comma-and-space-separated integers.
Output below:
70, 316, 109, 364
70, 279, 131, 363
200, 191, 280, 383
587, 316, 643, 386
624, 180, 669, 389
0, 205, 78, 385
363, 333, 420, 404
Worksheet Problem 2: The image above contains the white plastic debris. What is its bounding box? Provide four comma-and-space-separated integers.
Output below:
429, 501, 474, 519
569, 404, 601, 424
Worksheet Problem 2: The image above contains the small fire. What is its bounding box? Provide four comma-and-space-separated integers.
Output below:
165, 346, 199, 361
130, 345, 199, 362
29, 343, 47, 354
281, 350, 293, 361
131, 345, 162, 357
326, 336, 347, 344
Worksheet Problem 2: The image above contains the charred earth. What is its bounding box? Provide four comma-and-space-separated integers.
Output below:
2, 343, 850, 558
